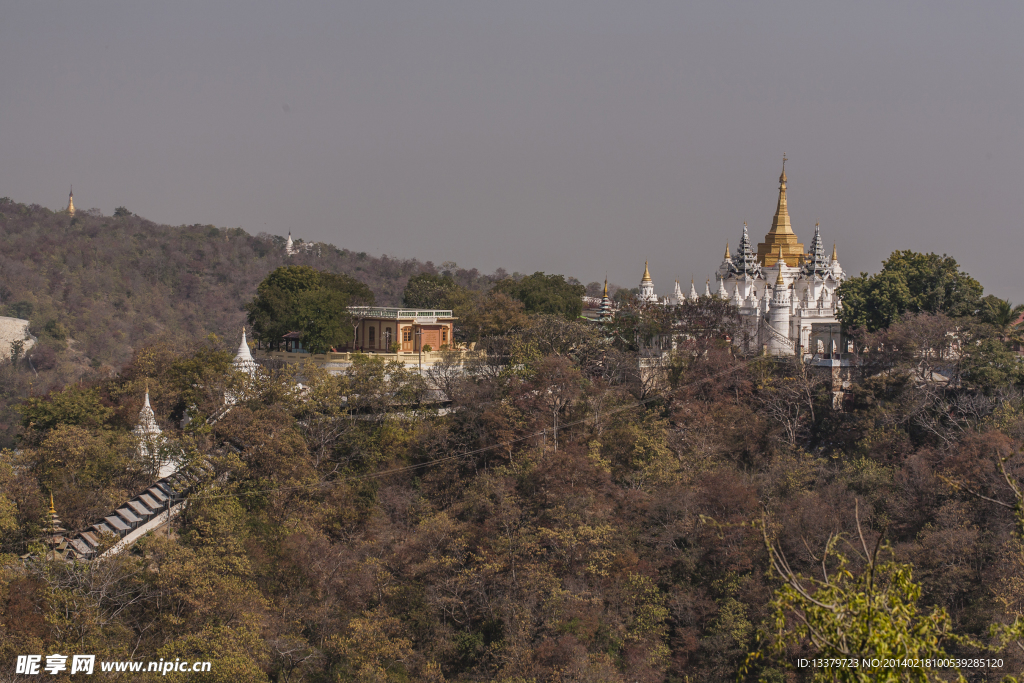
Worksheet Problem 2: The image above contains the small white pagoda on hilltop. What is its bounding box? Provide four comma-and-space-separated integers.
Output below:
631, 156, 846, 356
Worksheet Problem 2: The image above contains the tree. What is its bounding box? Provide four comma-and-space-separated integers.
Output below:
957, 324, 1024, 393
754, 357, 827, 447
402, 272, 464, 309
459, 291, 530, 342
981, 296, 1024, 339
751, 505, 1024, 682
113, 206, 132, 217
838, 251, 983, 332
492, 272, 585, 320
18, 385, 113, 436
245, 266, 374, 353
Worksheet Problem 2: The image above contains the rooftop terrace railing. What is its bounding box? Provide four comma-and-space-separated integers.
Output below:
348, 307, 454, 319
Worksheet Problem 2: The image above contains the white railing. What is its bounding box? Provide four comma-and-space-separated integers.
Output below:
348, 307, 454, 319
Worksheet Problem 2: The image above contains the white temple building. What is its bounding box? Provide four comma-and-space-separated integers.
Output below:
633, 158, 846, 356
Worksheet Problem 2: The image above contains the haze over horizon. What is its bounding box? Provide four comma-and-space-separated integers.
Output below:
2, 2, 1021, 300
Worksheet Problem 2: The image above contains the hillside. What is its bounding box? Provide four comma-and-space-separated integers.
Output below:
3, 298, 1024, 681
0, 198, 501, 445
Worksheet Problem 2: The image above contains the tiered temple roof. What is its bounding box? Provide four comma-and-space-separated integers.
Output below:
599, 280, 614, 321
802, 223, 832, 278
728, 223, 763, 278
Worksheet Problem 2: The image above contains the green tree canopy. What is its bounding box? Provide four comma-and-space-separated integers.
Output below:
491, 272, 585, 320
402, 272, 464, 309
18, 385, 113, 436
245, 266, 373, 353
837, 251, 982, 332
980, 295, 1024, 337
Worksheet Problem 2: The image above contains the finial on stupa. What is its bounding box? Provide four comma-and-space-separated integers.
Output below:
49, 492, 56, 515
780, 153, 787, 184
776, 245, 786, 285
641, 261, 652, 284
67, 186, 75, 216
724, 242, 731, 259
831, 243, 838, 261
602, 278, 608, 297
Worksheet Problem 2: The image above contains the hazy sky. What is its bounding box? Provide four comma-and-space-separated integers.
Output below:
2, 2, 1022, 299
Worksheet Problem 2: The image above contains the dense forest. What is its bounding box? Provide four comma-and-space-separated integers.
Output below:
3, 198, 1024, 681
0, 199, 508, 446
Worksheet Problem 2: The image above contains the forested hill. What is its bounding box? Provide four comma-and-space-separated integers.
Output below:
0, 199, 443, 364
0, 198, 500, 443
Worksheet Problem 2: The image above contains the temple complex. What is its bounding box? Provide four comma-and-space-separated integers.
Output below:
630, 157, 846, 356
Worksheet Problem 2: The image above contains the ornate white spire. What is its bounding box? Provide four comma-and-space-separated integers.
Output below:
134, 383, 163, 460
689, 278, 698, 299
134, 384, 161, 438
728, 222, 762, 279
285, 231, 297, 256
639, 262, 657, 302
673, 280, 685, 305
802, 223, 831, 277
704, 278, 711, 297
233, 328, 259, 376
716, 277, 727, 298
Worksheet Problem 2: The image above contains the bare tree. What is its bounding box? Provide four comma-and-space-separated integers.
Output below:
426, 347, 465, 401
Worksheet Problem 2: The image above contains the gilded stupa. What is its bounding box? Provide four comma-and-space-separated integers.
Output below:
66, 186, 75, 217
756, 155, 804, 267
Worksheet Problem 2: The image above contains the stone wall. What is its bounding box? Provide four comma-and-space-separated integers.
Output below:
0, 316, 35, 360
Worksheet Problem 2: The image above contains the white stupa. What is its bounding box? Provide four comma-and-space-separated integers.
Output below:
233, 328, 259, 376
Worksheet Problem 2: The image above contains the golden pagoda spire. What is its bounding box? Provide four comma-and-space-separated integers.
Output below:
49, 492, 56, 515
773, 154, 792, 236
724, 241, 731, 259
641, 261, 652, 284
602, 278, 608, 297
67, 186, 75, 216
831, 242, 838, 261
756, 154, 804, 267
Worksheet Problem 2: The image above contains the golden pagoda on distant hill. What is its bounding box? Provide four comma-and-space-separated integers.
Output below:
66, 186, 75, 216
